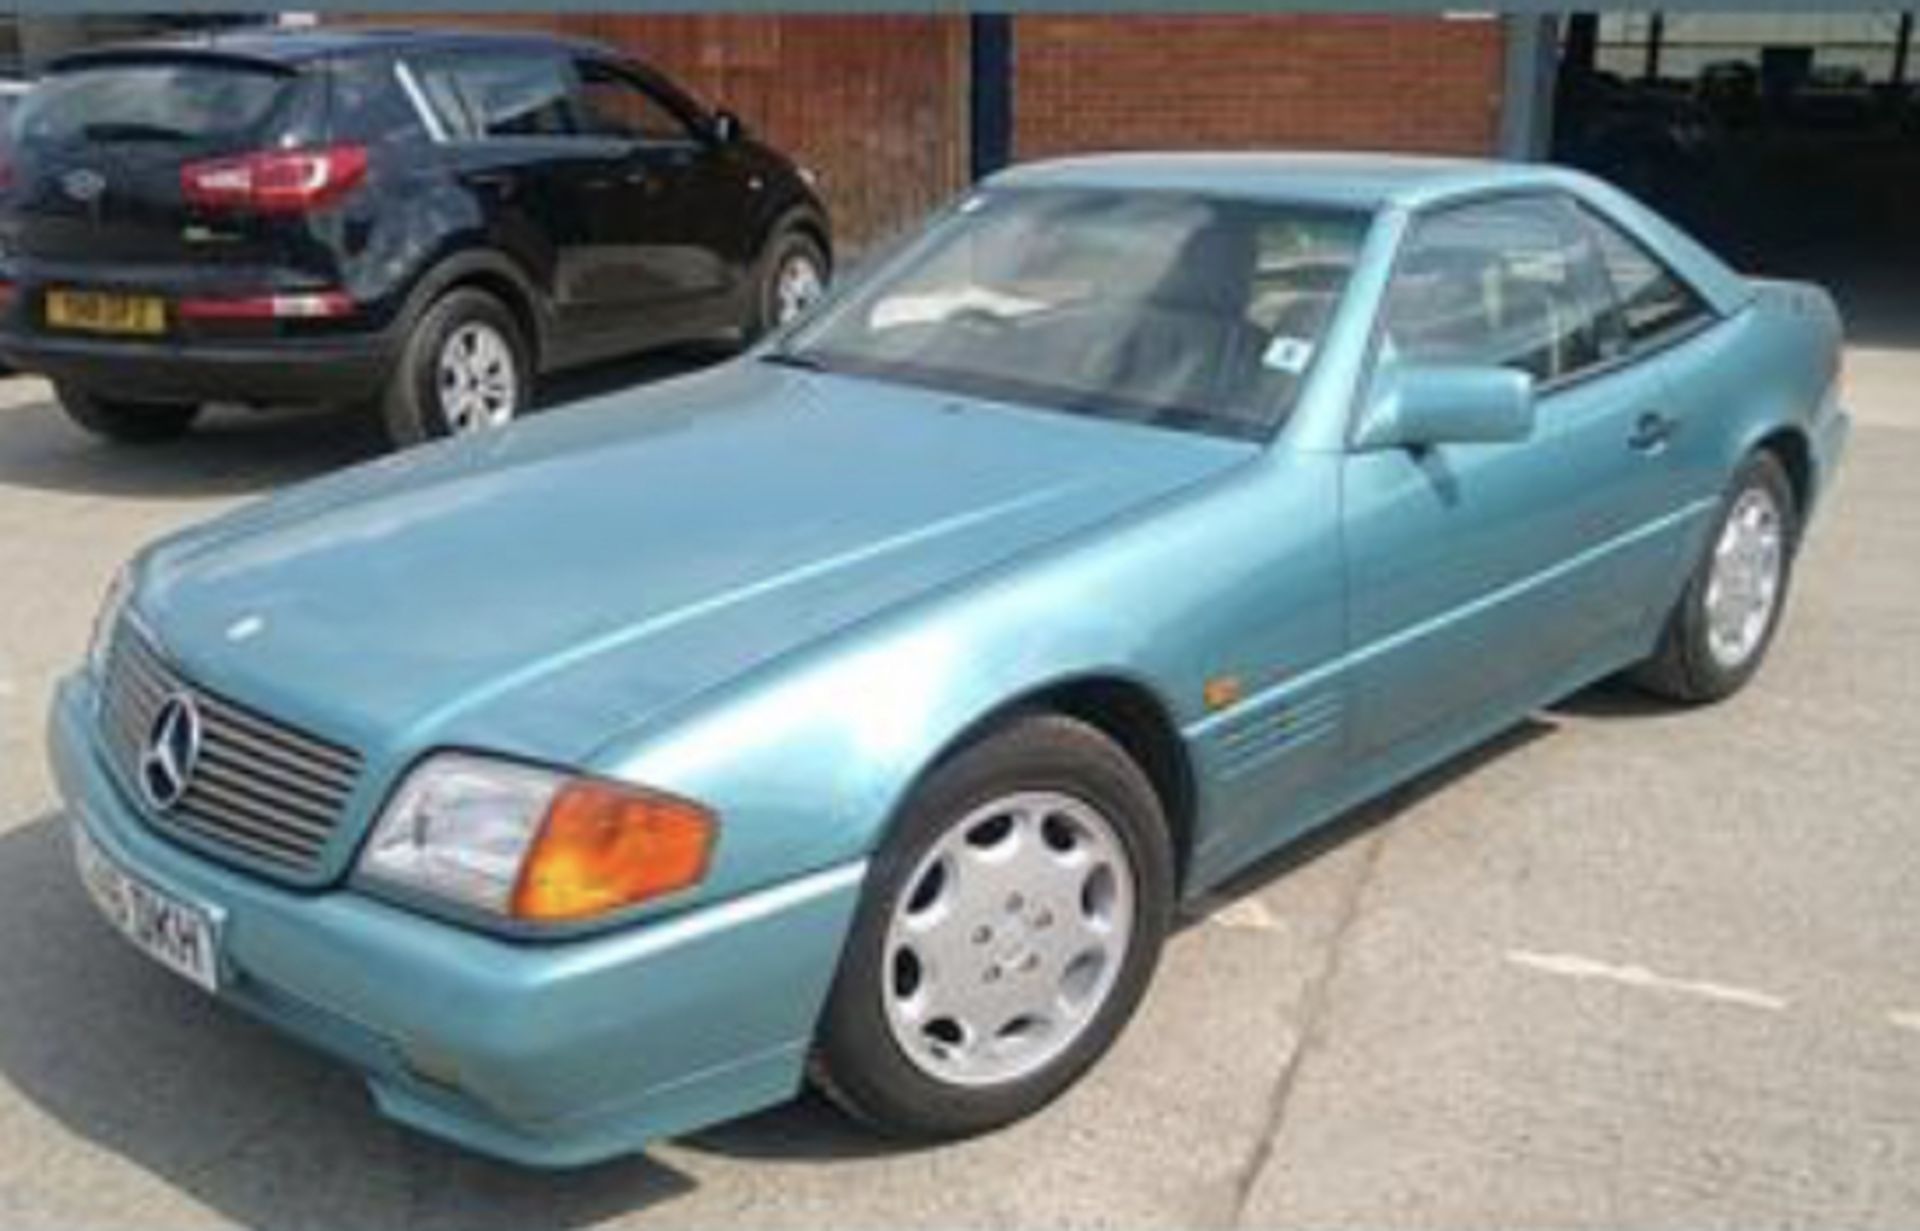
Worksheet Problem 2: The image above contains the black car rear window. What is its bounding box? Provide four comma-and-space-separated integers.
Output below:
12, 61, 293, 149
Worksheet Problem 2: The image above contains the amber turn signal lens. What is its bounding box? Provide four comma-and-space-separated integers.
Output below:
510, 782, 716, 922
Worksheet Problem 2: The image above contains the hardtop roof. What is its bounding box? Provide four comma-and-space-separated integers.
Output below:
990, 151, 1590, 212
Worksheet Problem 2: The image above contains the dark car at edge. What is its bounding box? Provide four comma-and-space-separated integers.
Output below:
0, 27, 832, 448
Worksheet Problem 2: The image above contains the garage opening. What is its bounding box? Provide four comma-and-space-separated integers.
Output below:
1553, 11, 1919, 346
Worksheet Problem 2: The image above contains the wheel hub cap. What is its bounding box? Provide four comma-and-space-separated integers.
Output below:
437, 322, 519, 435
1704, 486, 1784, 669
774, 255, 825, 326
882, 790, 1135, 1088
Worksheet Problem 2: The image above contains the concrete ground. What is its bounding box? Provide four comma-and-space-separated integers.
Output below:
0, 344, 1915, 1229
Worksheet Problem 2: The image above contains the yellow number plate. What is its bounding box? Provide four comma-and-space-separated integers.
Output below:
45, 290, 168, 337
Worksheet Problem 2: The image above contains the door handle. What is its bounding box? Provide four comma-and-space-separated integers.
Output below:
1628, 411, 1676, 453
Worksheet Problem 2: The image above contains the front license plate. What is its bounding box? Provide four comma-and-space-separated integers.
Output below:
45, 289, 167, 336
74, 826, 220, 993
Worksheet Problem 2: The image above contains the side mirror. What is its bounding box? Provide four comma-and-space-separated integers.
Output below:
711, 109, 746, 144
1354, 364, 1536, 450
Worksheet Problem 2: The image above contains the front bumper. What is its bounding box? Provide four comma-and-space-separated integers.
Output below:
47, 675, 865, 1167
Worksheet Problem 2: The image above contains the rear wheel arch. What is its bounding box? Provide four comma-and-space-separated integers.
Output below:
1753, 425, 1813, 517
401, 251, 549, 373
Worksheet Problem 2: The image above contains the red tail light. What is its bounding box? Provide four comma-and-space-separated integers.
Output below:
180, 145, 368, 215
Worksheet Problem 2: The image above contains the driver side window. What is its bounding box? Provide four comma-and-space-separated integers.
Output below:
571, 60, 696, 142
1383, 196, 1628, 387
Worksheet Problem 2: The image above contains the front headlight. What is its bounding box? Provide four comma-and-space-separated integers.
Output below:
87, 564, 133, 679
357, 753, 717, 924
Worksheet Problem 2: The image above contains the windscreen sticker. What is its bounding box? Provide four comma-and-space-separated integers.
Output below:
1263, 336, 1316, 374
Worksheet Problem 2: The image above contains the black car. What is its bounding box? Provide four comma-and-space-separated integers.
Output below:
0, 28, 832, 447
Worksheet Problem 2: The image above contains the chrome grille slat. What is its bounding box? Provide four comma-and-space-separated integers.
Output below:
103, 689, 147, 747
189, 748, 340, 813
190, 762, 342, 833
175, 787, 330, 853
95, 622, 364, 879
197, 692, 360, 773
168, 809, 319, 867
119, 639, 173, 698
118, 662, 167, 710
199, 720, 359, 792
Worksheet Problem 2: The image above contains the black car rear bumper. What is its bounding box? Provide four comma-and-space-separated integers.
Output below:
0, 329, 396, 406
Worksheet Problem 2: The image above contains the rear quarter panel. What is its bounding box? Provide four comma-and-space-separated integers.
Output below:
323, 54, 563, 345
1662, 280, 1844, 516
1626, 275, 1843, 636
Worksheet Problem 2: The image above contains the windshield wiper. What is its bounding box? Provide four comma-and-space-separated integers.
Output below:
760, 349, 827, 373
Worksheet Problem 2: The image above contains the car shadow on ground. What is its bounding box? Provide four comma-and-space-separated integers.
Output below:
0, 709, 1580, 1213
1547, 675, 1678, 720
1181, 714, 1557, 919
0, 346, 722, 503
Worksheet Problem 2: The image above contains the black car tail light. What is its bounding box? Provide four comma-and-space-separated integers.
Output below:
180, 145, 368, 215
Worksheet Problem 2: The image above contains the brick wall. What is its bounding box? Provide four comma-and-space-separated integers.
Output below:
1013, 15, 1506, 160
344, 15, 1506, 246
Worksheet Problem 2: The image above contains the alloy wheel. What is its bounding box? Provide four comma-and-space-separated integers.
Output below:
436, 320, 520, 435
1704, 485, 1785, 669
773, 253, 826, 326
882, 790, 1136, 1088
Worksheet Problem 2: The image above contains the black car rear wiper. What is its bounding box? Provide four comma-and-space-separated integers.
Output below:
78, 121, 196, 143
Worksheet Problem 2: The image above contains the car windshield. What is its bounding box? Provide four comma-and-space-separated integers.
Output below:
779, 188, 1371, 440
12, 62, 293, 150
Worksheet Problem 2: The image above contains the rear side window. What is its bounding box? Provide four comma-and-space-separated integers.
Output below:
1580, 208, 1712, 346
329, 55, 427, 146
409, 52, 573, 140
12, 61, 293, 150
1383, 196, 1628, 386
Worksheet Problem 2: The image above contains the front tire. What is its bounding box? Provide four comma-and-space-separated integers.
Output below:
813, 713, 1173, 1139
378, 288, 530, 449
56, 384, 201, 444
1631, 449, 1798, 703
745, 227, 829, 341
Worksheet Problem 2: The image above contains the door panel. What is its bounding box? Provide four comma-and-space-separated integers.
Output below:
568, 59, 743, 347
1344, 363, 1675, 757
1343, 194, 1684, 759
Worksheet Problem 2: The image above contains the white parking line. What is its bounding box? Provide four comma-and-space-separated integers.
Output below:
1889, 1011, 1920, 1035
1506, 949, 1789, 1012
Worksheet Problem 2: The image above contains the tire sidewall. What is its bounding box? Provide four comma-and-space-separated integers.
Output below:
1673, 451, 1800, 699
816, 714, 1173, 1138
383, 289, 530, 447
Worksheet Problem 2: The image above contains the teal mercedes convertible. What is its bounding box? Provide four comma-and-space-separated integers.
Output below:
50, 154, 1847, 1166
